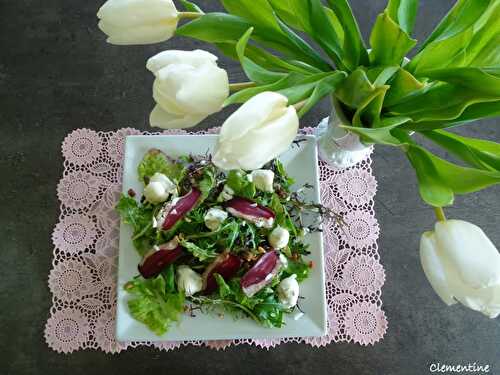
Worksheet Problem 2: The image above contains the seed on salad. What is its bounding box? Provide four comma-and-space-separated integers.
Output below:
127, 188, 136, 197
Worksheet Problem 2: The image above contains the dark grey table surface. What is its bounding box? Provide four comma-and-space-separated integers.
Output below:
1, 1, 499, 374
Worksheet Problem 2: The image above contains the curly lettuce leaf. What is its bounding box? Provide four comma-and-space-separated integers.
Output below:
116, 195, 155, 255
125, 274, 185, 336
137, 149, 186, 185
226, 170, 256, 198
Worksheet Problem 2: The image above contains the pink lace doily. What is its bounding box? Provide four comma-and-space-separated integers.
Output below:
45, 127, 387, 353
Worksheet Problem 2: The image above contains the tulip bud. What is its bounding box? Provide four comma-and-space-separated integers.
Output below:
213, 92, 299, 171
146, 50, 229, 129
420, 219, 500, 318
97, 0, 178, 45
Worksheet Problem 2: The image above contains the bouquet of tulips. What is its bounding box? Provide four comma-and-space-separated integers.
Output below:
97, 0, 500, 319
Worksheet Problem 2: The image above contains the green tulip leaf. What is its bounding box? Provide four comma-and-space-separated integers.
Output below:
235, 28, 287, 84
298, 72, 348, 117
224, 73, 309, 106
277, 73, 333, 104
335, 68, 376, 108
305, 0, 344, 69
419, 0, 492, 51
384, 68, 425, 106
274, 17, 333, 71
326, 0, 369, 69
342, 116, 411, 145
179, 0, 204, 13
406, 144, 500, 206
221, 0, 282, 33
387, 82, 500, 122
420, 129, 500, 171
386, 0, 419, 35
415, 67, 500, 96
406, 26, 474, 74
369, 11, 417, 66
352, 86, 389, 127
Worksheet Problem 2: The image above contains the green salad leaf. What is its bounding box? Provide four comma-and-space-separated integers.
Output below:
125, 274, 185, 336
180, 240, 217, 262
137, 149, 186, 184
226, 170, 256, 198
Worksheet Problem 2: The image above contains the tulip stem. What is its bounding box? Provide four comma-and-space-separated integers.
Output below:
229, 82, 256, 91
293, 99, 307, 111
178, 12, 203, 20
434, 207, 447, 222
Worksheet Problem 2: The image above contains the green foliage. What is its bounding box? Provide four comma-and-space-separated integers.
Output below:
116, 195, 155, 255
212, 275, 289, 328
386, 0, 419, 34
226, 170, 256, 199
125, 275, 185, 336
137, 149, 185, 184
180, 240, 217, 262
174, 0, 500, 206
179, 0, 204, 13
369, 11, 416, 66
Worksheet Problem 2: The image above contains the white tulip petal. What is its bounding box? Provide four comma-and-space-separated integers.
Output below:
175, 64, 229, 114
435, 220, 500, 289
218, 92, 290, 143
97, 0, 178, 27
146, 49, 218, 74
454, 284, 500, 319
99, 20, 177, 45
150, 105, 206, 129
213, 92, 299, 170
419, 232, 457, 306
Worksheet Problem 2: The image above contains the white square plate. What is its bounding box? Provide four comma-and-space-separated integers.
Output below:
116, 134, 326, 342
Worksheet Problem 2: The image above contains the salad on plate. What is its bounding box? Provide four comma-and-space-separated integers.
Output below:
117, 147, 339, 335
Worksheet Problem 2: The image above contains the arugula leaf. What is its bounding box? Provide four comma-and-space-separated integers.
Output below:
253, 288, 288, 328
226, 170, 256, 198
284, 259, 310, 282
273, 159, 295, 191
197, 165, 217, 201
125, 275, 185, 336
180, 240, 217, 262
137, 149, 185, 184
116, 195, 152, 232
212, 275, 286, 327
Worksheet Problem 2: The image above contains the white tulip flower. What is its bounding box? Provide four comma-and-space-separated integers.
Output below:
269, 226, 290, 249
249, 169, 275, 192
204, 207, 228, 231
176, 265, 203, 296
97, 0, 178, 45
213, 92, 299, 171
420, 219, 500, 318
146, 50, 229, 129
277, 274, 300, 308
